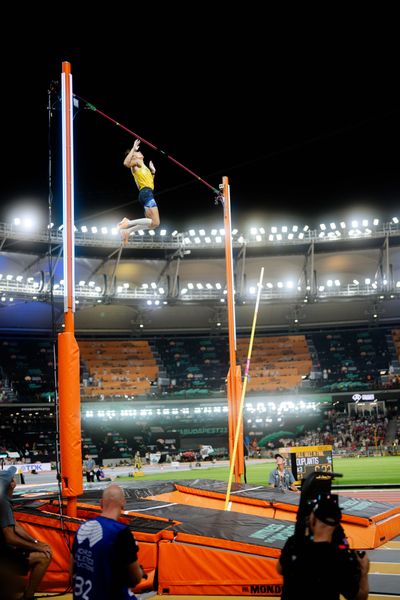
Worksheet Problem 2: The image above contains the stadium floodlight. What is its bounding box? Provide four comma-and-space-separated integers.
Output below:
281, 226, 288, 233
189, 229, 196, 236
271, 226, 277, 234
154, 300, 160, 305
303, 225, 309, 232
216, 322, 221, 327
188, 283, 194, 289
205, 237, 211, 243
181, 288, 188, 295
211, 229, 217, 236
334, 280, 340, 286
88, 281, 95, 287
238, 235, 244, 243
194, 237, 201, 243
184, 237, 191, 244
138, 230, 144, 235
16, 275, 23, 282
259, 227, 265, 234
149, 230, 155, 236
353, 279, 359, 285
95, 286, 101, 292
269, 234, 274, 241
232, 228, 238, 235
117, 286, 123, 293
159, 229, 167, 236
13, 218, 21, 226
340, 221, 346, 229
146, 300, 152, 305
320, 223, 326, 230
111, 227, 118, 235
276, 233, 282, 240
141, 283, 148, 289
256, 234, 262, 242
206, 283, 213, 289
199, 229, 205, 236
373, 218, 379, 226
351, 220, 358, 228
91, 226, 97, 234
78, 280, 85, 287
101, 227, 108, 234
365, 278, 371, 285
196, 283, 203, 289
267, 282, 273, 288
219, 228, 225, 236
81, 226, 88, 233
393, 217, 399, 224
158, 288, 165, 294
288, 233, 294, 239
249, 286, 256, 294
330, 222, 336, 230
362, 219, 368, 227
215, 283, 222, 290
277, 281, 283, 288
318, 232, 325, 237
298, 232, 304, 239
215, 236, 222, 243
292, 225, 298, 232
6, 275, 13, 281
319, 285, 325, 291
123, 283, 129, 288
171, 230, 178, 237
150, 282, 157, 289
327, 280, 333, 287
250, 227, 257, 235
286, 281, 294, 289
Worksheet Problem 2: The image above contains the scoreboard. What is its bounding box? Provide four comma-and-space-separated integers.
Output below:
278, 445, 333, 482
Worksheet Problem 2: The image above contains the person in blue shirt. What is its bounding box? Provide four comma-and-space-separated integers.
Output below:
71, 484, 145, 600
268, 454, 299, 493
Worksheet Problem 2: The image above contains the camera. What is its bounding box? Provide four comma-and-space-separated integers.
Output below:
295, 469, 343, 538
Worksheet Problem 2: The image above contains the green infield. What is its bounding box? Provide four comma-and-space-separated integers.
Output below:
117, 456, 400, 486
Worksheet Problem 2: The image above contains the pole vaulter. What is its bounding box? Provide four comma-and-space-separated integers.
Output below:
58, 62, 83, 516
68, 94, 248, 484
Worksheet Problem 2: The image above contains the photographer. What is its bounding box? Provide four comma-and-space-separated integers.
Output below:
277, 497, 369, 600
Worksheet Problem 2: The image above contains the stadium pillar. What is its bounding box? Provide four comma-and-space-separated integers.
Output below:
58, 62, 82, 516
222, 177, 244, 482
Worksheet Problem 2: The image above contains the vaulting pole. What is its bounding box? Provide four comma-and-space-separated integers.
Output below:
222, 176, 244, 483
224, 268, 264, 510
58, 61, 82, 516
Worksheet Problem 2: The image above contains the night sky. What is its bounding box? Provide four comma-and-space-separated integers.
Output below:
2, 17, 400, 234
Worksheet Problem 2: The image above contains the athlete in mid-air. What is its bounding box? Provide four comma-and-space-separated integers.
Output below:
118, 139, 160, 243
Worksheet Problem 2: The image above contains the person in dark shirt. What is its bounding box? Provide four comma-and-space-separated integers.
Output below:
277, 497, 369, 600
0, 466, 52, 600
71, 484, 145, 600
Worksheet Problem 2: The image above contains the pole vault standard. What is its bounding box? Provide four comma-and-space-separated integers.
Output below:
58, 62, 83, 516
224, 267, 264, 509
